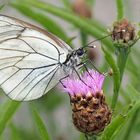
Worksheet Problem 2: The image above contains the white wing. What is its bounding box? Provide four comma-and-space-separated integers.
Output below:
0, 15, 72, 101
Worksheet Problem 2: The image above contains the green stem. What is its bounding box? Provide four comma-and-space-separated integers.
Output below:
80, 31, 88, 46
93, 136, 97, 140
79, 133, 85, 140
88, 135, 97, 140
117, 48, 129, 79
111, 84, 120, 110
116, 0, 124, 20
111, 37, 140, 109
123, 109, 139, 140
111, 48, 129, 110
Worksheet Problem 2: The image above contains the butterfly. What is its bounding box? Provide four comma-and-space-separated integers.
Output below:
0, 15, 88, 101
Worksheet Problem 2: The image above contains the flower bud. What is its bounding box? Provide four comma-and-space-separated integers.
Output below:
72, 0, 92, 18
62, 70, 111, 135
111, 19, 135, 45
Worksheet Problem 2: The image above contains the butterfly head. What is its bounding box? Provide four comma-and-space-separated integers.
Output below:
74, 48, 85, 58
68, 46, 93, 65
75, 48, 85, 57
62, 46, 95, 74
62, 48, 84, 72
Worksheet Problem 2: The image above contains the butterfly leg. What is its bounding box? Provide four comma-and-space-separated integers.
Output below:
76, 61, 105, 85
59, 75, 69, 88
88, 59, 103, 74
72, 66, 92, 89
80, 59, 103, 75
76, 62, 98, 84
88, 60, 108, 76
59, 75, 73, 101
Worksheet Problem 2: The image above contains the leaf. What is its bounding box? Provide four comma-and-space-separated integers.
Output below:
115, 100, 140, 139
79, 133, 85, 140
0, 4, 5, 10
100, 96, 140, 140
127, 56, 139, 78
31, 107, 51, 140
10, 123, 23, 140
11, 126, 39, 140
120, 88, 131, 104
66, 36, 77, 46
11, 2, 69, 43
126, 85, 140, 102
99, 115, 125, 140
0, 100, 20, 136
102, 46, 120, 109
61, 0, 72, 11
12, 0, 113, 50
89, 19, 107, 33
126, 49, 140, 86
120, 108, 139, 140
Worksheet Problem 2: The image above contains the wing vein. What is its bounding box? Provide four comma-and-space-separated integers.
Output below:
19, 63, 60, 70
22, 65, 59, 101
19, 38, 58, 61
43, 66, 59, 96
0, 30, 23, 36
0, 65, 19, 71
0, 19, 24, 28
0, 69, 20, 86
6, 69, 34, 96
0, 54, 29, 71
7, 64, 59, 99
0, 15, 69, 100
0, 56, 23, 61
0, 48, 31, 54
21, 36, 61, 61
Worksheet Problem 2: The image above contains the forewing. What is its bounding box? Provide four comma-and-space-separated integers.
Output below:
0, 15, 69, 101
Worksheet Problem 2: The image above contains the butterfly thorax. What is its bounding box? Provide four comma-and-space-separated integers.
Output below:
62, 51, 81, 75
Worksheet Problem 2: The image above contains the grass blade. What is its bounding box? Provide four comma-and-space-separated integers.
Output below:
100, 96, 140, 140
12, 0, 113, 50
10, 123, 23, 140
61, 0, 72, 11
0, 100, 20, 136
102, 46, 120, 110
11, 2, 69, 43
0, 4, 5, 10
100, 114, 125, 140
32, 108, 51, 140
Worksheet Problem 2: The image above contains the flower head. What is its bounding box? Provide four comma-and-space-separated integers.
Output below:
111, 19, 136, 47
62, 70, 111, 135
62, 70, 105, 97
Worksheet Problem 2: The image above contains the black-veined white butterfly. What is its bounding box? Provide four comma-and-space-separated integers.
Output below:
0, 15, 92, 101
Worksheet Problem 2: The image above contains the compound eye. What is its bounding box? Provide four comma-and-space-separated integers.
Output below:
77, 49, 84, 56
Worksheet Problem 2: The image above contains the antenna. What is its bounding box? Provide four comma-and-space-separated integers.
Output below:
81, 33, 112, 49
82, 30, 126, 49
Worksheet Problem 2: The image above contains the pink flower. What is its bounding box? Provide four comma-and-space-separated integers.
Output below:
62, 70, 105, 96
62, 70, 111, 135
